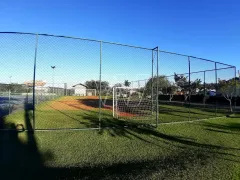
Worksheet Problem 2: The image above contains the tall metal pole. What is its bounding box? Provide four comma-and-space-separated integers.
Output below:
215, 62, 218, 116
156, 47, 159, 127
234, 66, 237, 113
99, 41, 102, 130
53, 69, 54, 94
33, 34, 39, 131
151, 50, 154, 116
188, 57, 191, 121
204, 71, 206, 97
8, 76, 12, 115
113, 87, 115, 117
51, 66, 56, 98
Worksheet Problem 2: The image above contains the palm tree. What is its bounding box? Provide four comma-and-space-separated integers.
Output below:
124, 80, 131, 87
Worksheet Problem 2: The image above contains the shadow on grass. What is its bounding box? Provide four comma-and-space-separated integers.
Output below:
79, 98, 218, 122
0, 99, 239, 179
1, 96, 239, 179
227, 112, 240, 118
40, 149, 218, 180
79, 111, 240, 158
80, 98, 105, 108
0, 99, 53, 179
202, 121, 240, 134
80, 98, 229, 122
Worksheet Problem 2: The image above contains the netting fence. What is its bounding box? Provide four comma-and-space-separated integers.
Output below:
0, 32, 237, 131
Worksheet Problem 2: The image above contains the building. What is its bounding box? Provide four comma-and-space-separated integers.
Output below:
72, 83, 87, 96
72, 83, 97, 96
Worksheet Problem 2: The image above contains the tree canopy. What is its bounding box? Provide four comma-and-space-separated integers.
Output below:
218, 77, 240, 112
0, 83, 28, 93
145, 76, 171, 95
113, 83, 122, 88
174, 73, 202, 95
124, 80, 131, 87
85, 80, 109, 90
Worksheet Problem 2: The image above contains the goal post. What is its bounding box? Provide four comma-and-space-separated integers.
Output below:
113, 86, 157, 124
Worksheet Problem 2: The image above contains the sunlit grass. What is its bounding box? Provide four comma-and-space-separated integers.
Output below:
0, 95, 239, 179
1, 117, 239, 179
3, 96, 231, 130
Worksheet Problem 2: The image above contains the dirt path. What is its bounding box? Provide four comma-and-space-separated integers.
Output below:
42, 96, 136, 117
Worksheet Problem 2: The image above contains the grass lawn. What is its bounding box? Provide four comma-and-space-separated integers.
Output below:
0, 117, 239, 179
159, 103, 228, 123
2, 96, 231, 130
0, 96, 239, 179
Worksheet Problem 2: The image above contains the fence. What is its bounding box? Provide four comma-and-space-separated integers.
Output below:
0, 32, 237, 131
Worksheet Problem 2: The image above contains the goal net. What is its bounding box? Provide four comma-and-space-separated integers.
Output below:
113, 87, 157, 123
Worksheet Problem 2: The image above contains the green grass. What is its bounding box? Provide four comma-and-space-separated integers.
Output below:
0, 117, 239, 179
159, 104, 228, 123
2, 96, 232, 130
1, 96, 239, 179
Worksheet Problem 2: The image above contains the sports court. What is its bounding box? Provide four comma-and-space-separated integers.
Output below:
0, 32, 238, 131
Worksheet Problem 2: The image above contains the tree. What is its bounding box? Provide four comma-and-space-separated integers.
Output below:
174, 73, 202, 102
145, 76, 171, 98
166, 84, 178, 102
113, 83, 122, 87
85, 80, 109, 91
124, 80, 131, 87
174, 73, 189, 102
0, 83, 27, 93
218, 78, 240, 112
200, 82, 215, 105
191, 79, 202, 94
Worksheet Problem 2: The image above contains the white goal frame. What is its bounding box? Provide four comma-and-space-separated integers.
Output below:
112, 86, 156, 121
113, 87, 133, 118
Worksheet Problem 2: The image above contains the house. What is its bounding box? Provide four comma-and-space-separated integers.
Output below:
72, 83, 87, 96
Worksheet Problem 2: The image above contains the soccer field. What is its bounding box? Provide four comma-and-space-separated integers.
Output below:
1, 95, 230, 130
0, 31, 238, 179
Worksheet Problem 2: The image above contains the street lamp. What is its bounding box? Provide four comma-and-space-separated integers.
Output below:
51, 66, 56, 95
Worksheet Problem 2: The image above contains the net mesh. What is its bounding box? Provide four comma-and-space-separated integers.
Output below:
113, 87, 157, 124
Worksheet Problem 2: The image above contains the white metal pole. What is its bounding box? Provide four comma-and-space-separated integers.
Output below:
53, 68, 54, 97
51, 66, 56, 99
113, 87, 115, 117
8, 76, 12, 115
8, 89, 11, 115
99, 41, 102, 129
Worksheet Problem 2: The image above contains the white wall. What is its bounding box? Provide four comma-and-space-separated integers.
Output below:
74, 85, 86, 96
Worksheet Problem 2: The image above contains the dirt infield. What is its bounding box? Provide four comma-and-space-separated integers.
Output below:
41, 96, 136, 117
44, 96, 103, 111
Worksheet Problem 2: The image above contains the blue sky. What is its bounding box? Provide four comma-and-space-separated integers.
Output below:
0, 0, 239, 87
